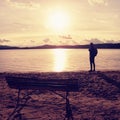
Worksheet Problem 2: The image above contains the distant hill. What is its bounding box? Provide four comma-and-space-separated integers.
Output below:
0, 45, 19, 49
0, 43, 120, 50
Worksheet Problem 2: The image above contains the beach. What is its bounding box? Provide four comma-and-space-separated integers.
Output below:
0, 71, 120, 120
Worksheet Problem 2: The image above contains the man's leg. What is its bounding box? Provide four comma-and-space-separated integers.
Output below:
89, 57, 92, 71
93, 57, 95, 71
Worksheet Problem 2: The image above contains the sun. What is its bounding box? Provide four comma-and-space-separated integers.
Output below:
48, 11, 70, 32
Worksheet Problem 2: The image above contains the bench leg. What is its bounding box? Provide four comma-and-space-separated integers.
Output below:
64, 91, 74, 120
51, 90, 74, 120
7, 89, 30, 120
17, 89, 21, 106
7, 89, 21, 120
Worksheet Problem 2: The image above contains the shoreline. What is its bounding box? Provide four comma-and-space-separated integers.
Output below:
0, 70, 120, 75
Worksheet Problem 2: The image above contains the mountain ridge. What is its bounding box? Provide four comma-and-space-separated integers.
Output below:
0, 43, 120, 49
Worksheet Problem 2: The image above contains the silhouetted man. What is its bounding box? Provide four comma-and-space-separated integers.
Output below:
89, 43, 98, 72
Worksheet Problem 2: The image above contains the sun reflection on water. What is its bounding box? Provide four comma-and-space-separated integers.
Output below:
53, 49, 67, 72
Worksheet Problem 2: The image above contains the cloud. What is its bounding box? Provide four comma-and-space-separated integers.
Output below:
6, 0, 41, 8
85, 38, 103, 44
0, 39, 10, 43
43, 38, 50, 43
0, 1, 6, 6
88, 0, 108, 6
30, 40, 35, 43
59, 35, 72, 39
84, 38, 120, 44
105, 39, 120, 43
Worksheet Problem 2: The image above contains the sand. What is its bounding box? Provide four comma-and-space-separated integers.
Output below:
0, 71, 120, 120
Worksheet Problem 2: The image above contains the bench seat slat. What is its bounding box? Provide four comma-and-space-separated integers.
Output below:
6, 76, 79, 91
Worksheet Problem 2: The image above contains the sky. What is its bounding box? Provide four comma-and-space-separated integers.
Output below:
0, 0, 120, 46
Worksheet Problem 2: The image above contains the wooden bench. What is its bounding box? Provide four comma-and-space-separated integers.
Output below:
6, 76, 79, 120
6, 76, 79, 91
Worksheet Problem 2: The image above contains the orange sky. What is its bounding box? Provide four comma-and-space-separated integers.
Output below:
0, 0, 120, 46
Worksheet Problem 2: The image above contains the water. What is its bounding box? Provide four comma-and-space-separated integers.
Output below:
0, 49, 120, 72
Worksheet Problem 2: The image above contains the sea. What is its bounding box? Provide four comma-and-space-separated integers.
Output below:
0, 49, 120, 72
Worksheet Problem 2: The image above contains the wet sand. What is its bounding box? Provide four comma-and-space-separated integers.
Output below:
0, 71, 120, 120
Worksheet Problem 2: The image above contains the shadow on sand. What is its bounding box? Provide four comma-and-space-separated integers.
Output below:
78, 71, 120, 100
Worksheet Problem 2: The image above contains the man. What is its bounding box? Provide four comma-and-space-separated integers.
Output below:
89, 43, 98, 72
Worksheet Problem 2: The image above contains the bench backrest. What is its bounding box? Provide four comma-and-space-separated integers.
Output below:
6, 76, 79, 92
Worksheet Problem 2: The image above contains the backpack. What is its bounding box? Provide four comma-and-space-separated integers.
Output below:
94, 48, 98, 56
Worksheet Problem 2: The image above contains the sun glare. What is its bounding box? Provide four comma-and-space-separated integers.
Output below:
53, 49, 67, 72
48, 11, 70, 32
